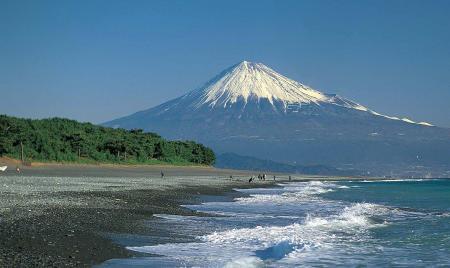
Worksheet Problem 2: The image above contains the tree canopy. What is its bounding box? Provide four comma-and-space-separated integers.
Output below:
0, 115, 215, 166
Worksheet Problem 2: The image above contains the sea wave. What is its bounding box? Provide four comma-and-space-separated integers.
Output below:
235, 181, 336, 204
127, 202, 389, 267
360, 178, 437, 183
304, 203, 389, 229
126, 174, 409, 267
116, 179, 450, 267
202, 202, 387, 245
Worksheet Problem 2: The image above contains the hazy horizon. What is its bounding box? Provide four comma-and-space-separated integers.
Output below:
1, 0, 450, 127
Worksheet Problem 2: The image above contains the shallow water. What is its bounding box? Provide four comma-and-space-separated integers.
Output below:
102, 179, 450, 267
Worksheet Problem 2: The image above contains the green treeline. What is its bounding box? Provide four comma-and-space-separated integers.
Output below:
0, 115, 215, 165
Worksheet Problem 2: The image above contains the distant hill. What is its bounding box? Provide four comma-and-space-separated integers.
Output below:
104, 61, 450, 177
215, 153, 363, 176
0, 115, 215, 166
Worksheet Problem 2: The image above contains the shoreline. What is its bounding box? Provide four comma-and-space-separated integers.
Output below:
0, 172, 279, 267
0, 162, 386, 267
0, 156, 367, 180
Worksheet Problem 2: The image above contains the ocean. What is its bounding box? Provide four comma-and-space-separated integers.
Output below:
101, 179, 450, 267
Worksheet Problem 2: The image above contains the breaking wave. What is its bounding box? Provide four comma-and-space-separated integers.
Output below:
128, 181, 393, 267
103, 179, 450, 267
234, 181, 337, 204
201, 202, 387, 246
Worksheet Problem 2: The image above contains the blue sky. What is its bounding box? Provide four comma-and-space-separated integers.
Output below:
1, 0, 450, 127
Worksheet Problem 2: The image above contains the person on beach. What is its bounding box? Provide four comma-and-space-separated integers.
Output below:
160, 171, 164, 178
289, 175, 292, 181
249, 176, 254, 183
273, 175, 276, 181
263, 174, 266, 181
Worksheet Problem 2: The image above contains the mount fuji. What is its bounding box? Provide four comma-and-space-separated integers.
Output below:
104, 61, 450, 177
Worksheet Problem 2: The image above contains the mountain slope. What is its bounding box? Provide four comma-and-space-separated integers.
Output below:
104, 61, 450, 177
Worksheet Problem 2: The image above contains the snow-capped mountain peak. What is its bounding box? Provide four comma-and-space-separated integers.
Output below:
195, 61, 329, 108
130, 61, 433, 127
185, 61, 432, 126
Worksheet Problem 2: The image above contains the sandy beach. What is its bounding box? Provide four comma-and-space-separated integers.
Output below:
0, 163, 300, 267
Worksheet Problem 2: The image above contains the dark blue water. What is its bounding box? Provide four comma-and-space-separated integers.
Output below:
101, 179, 450, 267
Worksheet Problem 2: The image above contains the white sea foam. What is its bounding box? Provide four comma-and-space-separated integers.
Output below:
202, 203, 387, 245
439, 212, 450, 218
223, 257, 264, 268
235, 181, 336, 204
126, 181, 399, 267
153, 214, 191, 220
128, 201, 389, 267
305, 203, 389, 230
361, 178, 433, 183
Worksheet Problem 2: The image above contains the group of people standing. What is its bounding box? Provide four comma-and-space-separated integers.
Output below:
248, 174, 292, 183
248, 173, 275, 183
